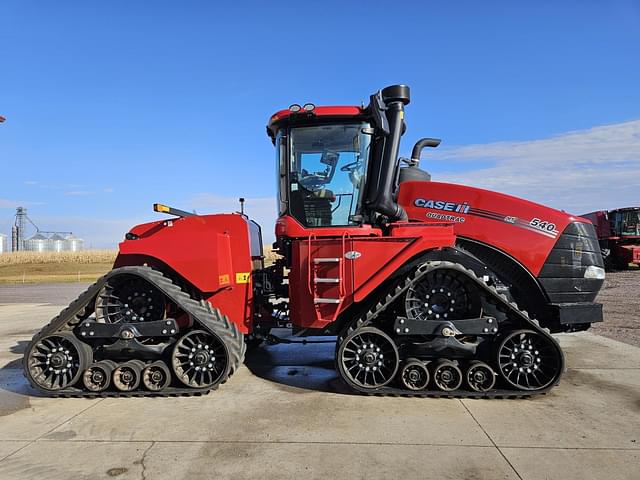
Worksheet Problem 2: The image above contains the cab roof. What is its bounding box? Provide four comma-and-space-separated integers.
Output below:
266, 105, 366, 140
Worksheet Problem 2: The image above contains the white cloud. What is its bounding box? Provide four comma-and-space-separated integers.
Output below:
189, 193, 277, 242
429, 119, 640, 215
0, 195, 276, 250
64, 190, 94, 196
23, 215, 146, 249
0, 198, 44, 209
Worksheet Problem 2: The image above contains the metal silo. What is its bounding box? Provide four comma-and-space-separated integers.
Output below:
24, 233, 51, 252
0, 233, 7, 254
50, 233, 66, 252
65, 234, 84, 252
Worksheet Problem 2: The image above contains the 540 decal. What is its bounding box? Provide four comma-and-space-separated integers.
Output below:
529, 218, 559, 234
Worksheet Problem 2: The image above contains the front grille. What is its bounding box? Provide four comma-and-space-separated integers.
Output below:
538, 221, 604, 303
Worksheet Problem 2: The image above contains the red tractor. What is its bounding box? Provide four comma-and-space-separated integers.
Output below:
581, 208, 640, 270
24, 85, 605, 398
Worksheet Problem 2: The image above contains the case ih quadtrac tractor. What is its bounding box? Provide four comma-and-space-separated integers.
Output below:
24, 85, 605, 398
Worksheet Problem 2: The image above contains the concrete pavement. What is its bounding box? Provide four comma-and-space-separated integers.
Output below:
0, 303, 638, 480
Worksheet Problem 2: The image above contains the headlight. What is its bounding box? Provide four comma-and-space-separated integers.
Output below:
584, 265, 605, 280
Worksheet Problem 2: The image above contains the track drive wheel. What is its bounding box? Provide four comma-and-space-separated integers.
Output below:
25, 333, 92, 392
399, 358, 430, 391
496, 329, 562, 391
95, 275, 166, 323
405, 269, 482, 321
432, 360, 463, 392
337, 327, 399, 390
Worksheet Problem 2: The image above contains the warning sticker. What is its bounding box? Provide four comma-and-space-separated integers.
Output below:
218, 274, 230, 286
236, 272, 250, 284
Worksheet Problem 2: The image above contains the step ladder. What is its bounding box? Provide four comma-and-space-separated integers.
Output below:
307, 234, 348, 321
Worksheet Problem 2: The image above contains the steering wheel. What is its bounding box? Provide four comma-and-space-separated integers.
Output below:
340, 160, 362, 172
299, 174, 327, 191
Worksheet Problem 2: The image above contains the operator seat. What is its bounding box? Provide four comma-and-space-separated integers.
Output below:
290, 187, 335, 227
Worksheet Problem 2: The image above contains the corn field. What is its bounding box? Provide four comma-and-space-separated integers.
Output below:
0, 250, 118, 266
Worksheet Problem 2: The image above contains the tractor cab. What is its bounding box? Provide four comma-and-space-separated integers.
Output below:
272, 117, 373, 228
267, 85, 420, 240
612, 208, 640, 237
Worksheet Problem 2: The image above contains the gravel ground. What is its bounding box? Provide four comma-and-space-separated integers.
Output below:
0, 271, 637, 346
591, 270, 640, 348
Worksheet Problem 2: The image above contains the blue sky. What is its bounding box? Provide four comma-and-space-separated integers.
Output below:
1, 1, 639, 247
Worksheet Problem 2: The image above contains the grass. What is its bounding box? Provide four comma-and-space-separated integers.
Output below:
0, 251, 117, 284
0, 247, 280, 284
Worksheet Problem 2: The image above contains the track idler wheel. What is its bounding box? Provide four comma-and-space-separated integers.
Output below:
337, 326, 399, 390
112, 360, 144, 392
83, 360, 117, 392
432, 360, 463, 391
25, 332, 92, 392
465, 361, 496, 392
496, 329, 563, 391
142, 361, 171, 391
171, 330, 228, 388
399, 358, 430, 391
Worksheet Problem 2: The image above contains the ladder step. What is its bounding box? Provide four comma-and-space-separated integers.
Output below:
314, 298, 341, 304
314, 278, 340, 284
313, 257, 340, 264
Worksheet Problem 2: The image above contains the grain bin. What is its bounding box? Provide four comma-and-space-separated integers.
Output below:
50, 233, 67, 252
24, 233, 51, 252
65, 234, 84, 252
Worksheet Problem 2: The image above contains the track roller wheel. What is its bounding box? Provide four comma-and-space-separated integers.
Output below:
432, 360, 463, 391
141, 361, 171, 391
171, 330, 228, 388
83, 360, 117, 392
337, 326, 399, 390
112, 360, 144, 392
25, 332, 92, 392
465, 360, 496, 392
496, 329, 562, 391
399, 358, 430, 391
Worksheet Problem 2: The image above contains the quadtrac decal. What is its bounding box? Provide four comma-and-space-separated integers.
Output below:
413, 198, 559, 238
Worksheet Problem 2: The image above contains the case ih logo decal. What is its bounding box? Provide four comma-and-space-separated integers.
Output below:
414, 199, 468, 223
413, 198, 559, 238
414, 199, 471, 214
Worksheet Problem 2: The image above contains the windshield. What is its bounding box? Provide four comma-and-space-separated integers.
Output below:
288, 123, 371, 227
618, 210, 640, 236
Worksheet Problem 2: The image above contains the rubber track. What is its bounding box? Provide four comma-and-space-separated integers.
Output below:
23, 266, 246, 398
336, 260, 565, 399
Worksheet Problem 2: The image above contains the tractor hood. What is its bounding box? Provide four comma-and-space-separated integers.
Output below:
397, 180, 600, 278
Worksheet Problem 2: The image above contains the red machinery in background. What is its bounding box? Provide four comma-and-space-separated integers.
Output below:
582, 208, 640, 269
24, 85, 605, 399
